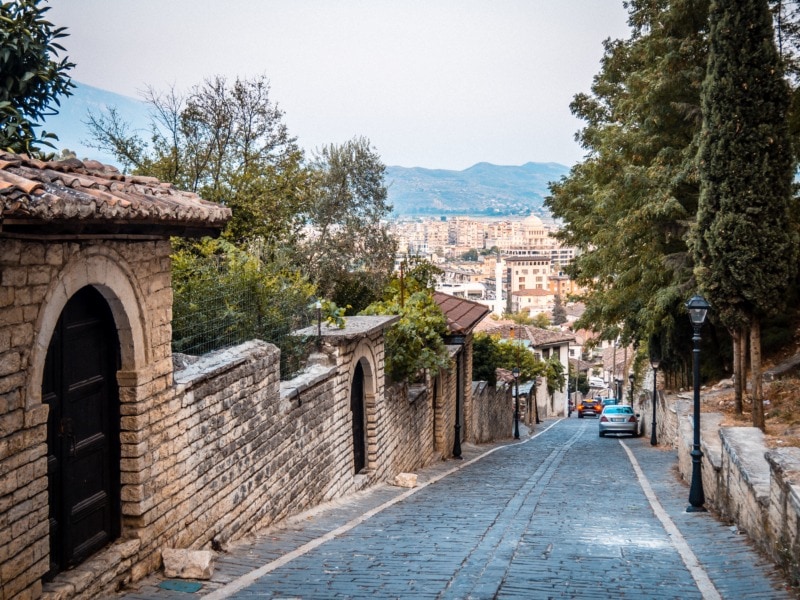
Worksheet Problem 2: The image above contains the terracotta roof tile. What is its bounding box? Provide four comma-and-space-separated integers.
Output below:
474, 318, 575, 348
432, 291, 490, 336
0, 151, 230, 235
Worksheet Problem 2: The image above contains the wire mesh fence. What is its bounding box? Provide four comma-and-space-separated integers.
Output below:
170, 248, 318, 379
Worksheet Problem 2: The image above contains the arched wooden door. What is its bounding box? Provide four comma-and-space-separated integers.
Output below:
42, 286, 121, 579
350, 361, 366, 473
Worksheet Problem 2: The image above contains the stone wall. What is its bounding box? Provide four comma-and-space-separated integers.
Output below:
670, 399, 800, 587
1, 238, 174, 600
470, 381, 513, 444
2, 234, 492, 599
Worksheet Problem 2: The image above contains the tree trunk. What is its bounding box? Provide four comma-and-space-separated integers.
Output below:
750, 320, 764, 430
733, 327, 744, 413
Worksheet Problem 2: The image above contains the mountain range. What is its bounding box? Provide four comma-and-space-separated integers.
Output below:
43, 82, 570, 218
384, 162, 568, 218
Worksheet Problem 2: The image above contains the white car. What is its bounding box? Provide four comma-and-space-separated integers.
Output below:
588, 376, 607, 389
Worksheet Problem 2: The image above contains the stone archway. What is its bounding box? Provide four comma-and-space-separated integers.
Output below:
26, 245, 152, 580
27, 245, 150, 409
348, 340, 377, 474
43, 285, 121, 578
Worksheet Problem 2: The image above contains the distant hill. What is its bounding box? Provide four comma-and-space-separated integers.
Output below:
384, 162, 570, 218
43, 83, 569, 218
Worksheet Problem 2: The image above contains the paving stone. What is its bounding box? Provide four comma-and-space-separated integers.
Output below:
115, 419, 795, 599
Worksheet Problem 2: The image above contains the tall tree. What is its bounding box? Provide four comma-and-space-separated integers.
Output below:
86, 75, 311, 254
301, 136, 397, 311
546, 0, 710, 373
552, 294, 567, 326
0, 0, 74, 155
692, 0, 798, 429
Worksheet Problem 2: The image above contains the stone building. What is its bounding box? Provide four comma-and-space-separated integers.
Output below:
0, 153, 505, 599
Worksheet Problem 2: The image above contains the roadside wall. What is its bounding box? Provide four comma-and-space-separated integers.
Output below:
669, 399, 800, 586
471, 381, 513, 443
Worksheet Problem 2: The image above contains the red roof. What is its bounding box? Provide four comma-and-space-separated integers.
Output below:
432, 292, 490, 336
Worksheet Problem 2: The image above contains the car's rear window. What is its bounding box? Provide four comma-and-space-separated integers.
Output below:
605, 406, 633, 414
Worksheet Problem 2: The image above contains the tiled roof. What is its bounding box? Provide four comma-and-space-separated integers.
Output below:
513, 288, 552, 297
475, 318, 575, 348
525, 326, 575, 347
0, 152, 230, 236
432, 292, 490, 336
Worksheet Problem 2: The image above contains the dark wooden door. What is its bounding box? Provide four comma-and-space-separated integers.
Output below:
43, 286, 121, 579
350, 362, 366, 473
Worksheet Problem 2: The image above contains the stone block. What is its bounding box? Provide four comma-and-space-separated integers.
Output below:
393, 472, 418, 488
161, 548, 215, 580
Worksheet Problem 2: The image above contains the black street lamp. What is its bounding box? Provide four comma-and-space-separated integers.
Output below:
649, 356, 660, 446
628, 372, 635, 406
512, 367, 520, 439
686, 294, 710, 512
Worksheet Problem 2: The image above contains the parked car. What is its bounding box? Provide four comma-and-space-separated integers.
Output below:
601, 398, 618, 407
577, 398, 602, 418
598, 405, 640, 437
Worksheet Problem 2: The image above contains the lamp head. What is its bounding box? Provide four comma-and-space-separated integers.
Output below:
628, 372, 634, 383
512, 367, 520, 379
685, 294, 710, 326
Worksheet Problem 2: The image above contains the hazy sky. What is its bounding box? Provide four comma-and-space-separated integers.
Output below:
48, 1, 631, 170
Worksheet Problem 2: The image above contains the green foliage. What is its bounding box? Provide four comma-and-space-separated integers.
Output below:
568, 363, 589, 396
318, 299, 348, 328
171, 238, 317, 377
494, 339, 545, 383
472, 333, 500, 385
543, 355, 566, 397
545, 0, 713, 372
460, 248, 479, 261
473, 333, 547, 386
386, 256, 443, 303
693, 0, 798, 328
86, 75, 307, 255
0, 0, 75, 154
530, 313, 552, 329
552, 294, 567, 326
87, 79, 396, 318
362, 290, 450, 383
300, 136, 398, 312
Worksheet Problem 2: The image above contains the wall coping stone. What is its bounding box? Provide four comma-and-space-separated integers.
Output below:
765, 446, 800, 482
293, 315, 399, 342
173, 340, 275, 389
720, 426, 771, 501
280, 362, 337, 401
765, 447, 800, 515
702, 413, 724, 471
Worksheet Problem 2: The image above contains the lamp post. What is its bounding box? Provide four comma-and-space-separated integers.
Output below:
686, 294, 710, 512
512, 367, 520, 439
315, 300, 322, 348
649, 356, 660, 446
628, 372, 635, 406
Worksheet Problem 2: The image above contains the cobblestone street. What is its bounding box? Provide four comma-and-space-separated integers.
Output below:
121, 418, 795, 599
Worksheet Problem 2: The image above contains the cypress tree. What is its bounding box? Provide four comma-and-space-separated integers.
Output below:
693, 0, 798, 429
